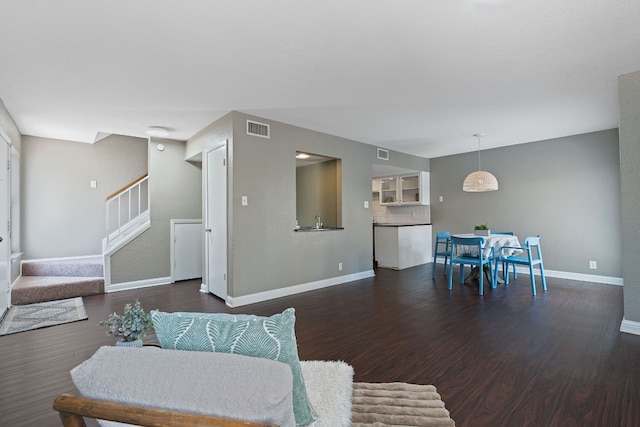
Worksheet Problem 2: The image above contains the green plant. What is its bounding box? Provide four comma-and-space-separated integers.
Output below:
474, 224, 489, 230
99, 299, 154, 342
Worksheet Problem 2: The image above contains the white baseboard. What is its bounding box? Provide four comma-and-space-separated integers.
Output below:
435, 260, 622, 286
620, 318, 640, 335
225, 270, 375, 308
107, 276, 172, 293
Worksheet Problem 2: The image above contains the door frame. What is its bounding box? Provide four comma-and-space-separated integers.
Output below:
0, 126, 11, 318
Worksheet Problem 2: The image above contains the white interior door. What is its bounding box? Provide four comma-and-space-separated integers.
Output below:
205, 143, 227, 299
0, 131, 10, 316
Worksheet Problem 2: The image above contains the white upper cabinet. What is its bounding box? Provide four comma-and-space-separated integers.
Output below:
377, 172, 429, 206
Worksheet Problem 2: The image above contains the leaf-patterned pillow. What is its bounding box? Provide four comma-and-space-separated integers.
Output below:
151, 308, 317, 426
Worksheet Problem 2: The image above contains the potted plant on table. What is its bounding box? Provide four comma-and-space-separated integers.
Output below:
99, 299, 154, 347
474, 224, 490, 236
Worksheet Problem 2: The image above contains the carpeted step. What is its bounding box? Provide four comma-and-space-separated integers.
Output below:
22, 258, 104, 277
11, 276, 104, 305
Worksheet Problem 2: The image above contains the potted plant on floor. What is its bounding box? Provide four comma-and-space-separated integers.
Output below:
474, 224, 490, 236
99, 299, 154, 347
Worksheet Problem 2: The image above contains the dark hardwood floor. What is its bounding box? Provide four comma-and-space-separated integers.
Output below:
1, 264, 639, 427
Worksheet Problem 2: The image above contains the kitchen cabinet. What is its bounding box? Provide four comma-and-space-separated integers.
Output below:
374, 224, 432, 270
377, 172, 429, 206
380, 176, 399, 204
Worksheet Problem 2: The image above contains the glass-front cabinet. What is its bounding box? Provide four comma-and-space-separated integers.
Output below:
377, 172, 429, 206
380, 177, 398, 204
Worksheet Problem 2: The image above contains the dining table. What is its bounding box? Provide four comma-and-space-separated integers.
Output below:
453, 233, 523, 284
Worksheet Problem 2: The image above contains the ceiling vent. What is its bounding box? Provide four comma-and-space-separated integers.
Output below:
377, 148, 389, 160
246, 120, 270, 139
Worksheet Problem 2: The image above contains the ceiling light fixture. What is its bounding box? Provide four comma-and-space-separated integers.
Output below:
463, 133, 499, 192
296, 153, 310, 159
145, 126, 169, 138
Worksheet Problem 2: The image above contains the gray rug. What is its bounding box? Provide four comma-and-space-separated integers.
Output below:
0, 297, 88, 335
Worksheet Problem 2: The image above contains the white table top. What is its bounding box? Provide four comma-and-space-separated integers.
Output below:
453, 233, 522, 258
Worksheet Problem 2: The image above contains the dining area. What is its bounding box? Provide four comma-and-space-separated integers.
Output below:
432, 229, 548, 296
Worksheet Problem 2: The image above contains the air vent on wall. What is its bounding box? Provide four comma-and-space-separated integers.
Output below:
246, 120, 270, 139
377, 148, 389, 160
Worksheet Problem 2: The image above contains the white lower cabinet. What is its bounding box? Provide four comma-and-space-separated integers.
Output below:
374, 224, 432, 270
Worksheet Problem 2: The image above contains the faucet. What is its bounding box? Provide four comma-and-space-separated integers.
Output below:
315, 215, 321, 229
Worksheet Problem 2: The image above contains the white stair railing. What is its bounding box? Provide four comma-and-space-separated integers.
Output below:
105, 174, 150, 250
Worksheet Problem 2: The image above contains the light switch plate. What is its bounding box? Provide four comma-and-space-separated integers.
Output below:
241, 196, 248, 206
90, 180, 97, 188
364, 201, 369, 208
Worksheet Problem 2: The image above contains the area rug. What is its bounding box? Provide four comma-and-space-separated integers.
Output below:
352, 382, 456, 426
0, 297, 87, 336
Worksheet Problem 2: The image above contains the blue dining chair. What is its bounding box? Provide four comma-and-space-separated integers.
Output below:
448, 236, 495, 295
491, 232, 514, 276
493, 236, 547, 296
432, 231, 451, 277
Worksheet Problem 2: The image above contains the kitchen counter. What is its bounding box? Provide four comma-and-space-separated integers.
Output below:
374, 223, 431, 227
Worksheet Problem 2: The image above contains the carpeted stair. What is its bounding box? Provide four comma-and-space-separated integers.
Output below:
12, 257, 105, 305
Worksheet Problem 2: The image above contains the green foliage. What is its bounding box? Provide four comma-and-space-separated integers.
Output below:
474, 224, 489, 230
99, 299, 154, 342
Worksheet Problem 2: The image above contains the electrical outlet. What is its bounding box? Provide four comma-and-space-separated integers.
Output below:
589, 260, 597, 269
338, 262, 343, 271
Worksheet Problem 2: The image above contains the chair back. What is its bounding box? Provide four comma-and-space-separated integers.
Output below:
492, 231, 514, 235
450, 236, 486, 258
434, 231, 451, 254
523, 236, 543, 261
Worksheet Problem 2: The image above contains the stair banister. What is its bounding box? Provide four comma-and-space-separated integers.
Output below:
105, 174, 149, 250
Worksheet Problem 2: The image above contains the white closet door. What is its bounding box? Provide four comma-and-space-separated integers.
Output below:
173, 221, 203, 281
205, 143, 227, 299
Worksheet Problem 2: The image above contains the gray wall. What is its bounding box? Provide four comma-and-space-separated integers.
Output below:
21, 135, 147, 259
431, 129, 621, 277
228, 112, 375, 297
619, 70, 640, 323
110, 138, 202, 284
190, 111, 432, 299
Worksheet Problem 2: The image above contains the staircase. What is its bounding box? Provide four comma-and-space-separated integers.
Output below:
11, 257, 105, 305
11, 175, 149, 305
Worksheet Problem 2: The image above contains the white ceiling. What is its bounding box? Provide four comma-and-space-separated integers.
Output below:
1, 0, 639, 158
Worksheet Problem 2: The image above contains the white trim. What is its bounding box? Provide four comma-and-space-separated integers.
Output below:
199, 282, 208, 293
0, 126, 11, 145
434, 259, 622, 286
225, 270, 375, 308
542, 268, 622, 286
103, 218, 151, 256
106, 276, 172, 293
620, 318, 640, 335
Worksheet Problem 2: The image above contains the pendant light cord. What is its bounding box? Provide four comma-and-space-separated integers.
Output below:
476, 134, 482, 171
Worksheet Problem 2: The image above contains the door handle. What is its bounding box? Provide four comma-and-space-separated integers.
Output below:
205, 229, 212, 232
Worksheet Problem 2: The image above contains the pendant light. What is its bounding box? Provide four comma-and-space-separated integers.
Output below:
463, 133, 498, 192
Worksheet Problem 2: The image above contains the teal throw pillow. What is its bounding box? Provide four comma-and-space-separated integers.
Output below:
151, 308, 317, 426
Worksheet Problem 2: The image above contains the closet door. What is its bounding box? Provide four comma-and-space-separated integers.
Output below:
205, 142, 227, 299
